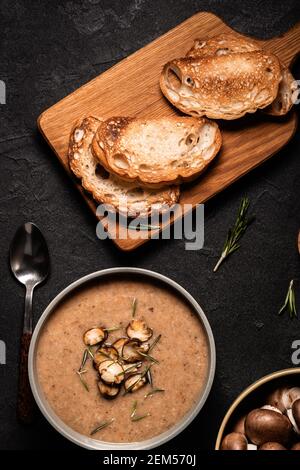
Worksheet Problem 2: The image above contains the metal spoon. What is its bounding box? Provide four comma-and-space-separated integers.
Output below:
10, 222, 50, 423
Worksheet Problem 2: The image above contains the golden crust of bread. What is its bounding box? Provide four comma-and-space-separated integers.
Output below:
92, 116, 222, 188
186, 33, 260, 58
69, 116, 180, 217
160, 51, 281, 120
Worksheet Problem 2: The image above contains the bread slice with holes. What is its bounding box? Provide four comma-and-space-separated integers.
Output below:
91, 116, 222, 188
160, 50, 282, 120
69, 116, 180, 217
185, 34, 296, 117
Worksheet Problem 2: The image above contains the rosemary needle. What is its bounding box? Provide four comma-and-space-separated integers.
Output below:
87, 346, 94, 360
131, 400, 138, 418
278, 279, 297, 319
131, 413, 151, 422
144, 388, 165, 399
214, 197, 254, 272
90, 418, 114, 435
77, 370, 89, 391
132, 297, 137, 318
130, 400, 151, 422
138, 351, 159, 364
80, 349, 88, 370
77, 349, 90, 391
148, 334, 161, 353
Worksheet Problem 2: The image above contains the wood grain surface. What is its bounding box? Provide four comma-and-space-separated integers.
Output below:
38, 12, 300, 251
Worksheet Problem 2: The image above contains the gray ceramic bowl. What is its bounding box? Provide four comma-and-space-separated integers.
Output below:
29, 267, 216, 450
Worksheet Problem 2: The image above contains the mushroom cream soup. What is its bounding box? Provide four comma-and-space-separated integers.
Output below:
36, 276, 209, 442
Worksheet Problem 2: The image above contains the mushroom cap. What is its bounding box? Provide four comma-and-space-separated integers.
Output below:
122, 339, 144, 363
126, 319, 153, 342
124, 373, 147, 392
83, 327, 107, 346
245, 408, 292, 446
259, 442, 286, 450
98, 360, 124, 385
220, 432, 248, 450
93, 345, 118, 365
97, 380, 120, 399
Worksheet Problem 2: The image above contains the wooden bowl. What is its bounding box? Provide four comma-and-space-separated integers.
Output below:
215, 368, 300, 449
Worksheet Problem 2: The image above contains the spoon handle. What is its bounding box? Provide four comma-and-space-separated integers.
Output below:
17, 285, 34, 423
18, 332, 34, 423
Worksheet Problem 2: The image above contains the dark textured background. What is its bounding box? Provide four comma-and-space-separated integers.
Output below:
0, 0, 299, 451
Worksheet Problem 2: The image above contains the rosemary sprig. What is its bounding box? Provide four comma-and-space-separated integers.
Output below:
138, 351, 159, 364
130, 400, 151, 422
132, 297, 137, 318
77, 371, 89, 391
144, 388, 165, 399
131, 400, 138, 418
80, 349, 88, 370
131, 413, 151, 422
213, 197, 254, 272
148, 334, 161, 353
90, 418, 114, 435
87, 346, 94, 360
77, 349, 90, 391
107, 360, 119, 368
278, 280, 297, 318
117, 362, 142, 377
141, 363, 153, 378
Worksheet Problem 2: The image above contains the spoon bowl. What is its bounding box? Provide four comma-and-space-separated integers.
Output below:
10, 222, 49, 288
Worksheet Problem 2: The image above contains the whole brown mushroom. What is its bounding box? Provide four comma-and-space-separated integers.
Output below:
245, 408, 292, 446
259, 442, 286, 450
220, 432, 248, 450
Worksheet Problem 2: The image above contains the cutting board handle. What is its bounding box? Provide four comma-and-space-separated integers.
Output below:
263, 21, 300, 67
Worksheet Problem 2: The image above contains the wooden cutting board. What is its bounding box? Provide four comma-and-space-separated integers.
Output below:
38, 12, 300, 251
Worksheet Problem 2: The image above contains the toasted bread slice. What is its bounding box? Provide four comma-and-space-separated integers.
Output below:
186, 33, 260, 58
92, 116, 221, 187
69, 116, 180, 217
160, 51, 281, 120
186, 34, 296, 117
